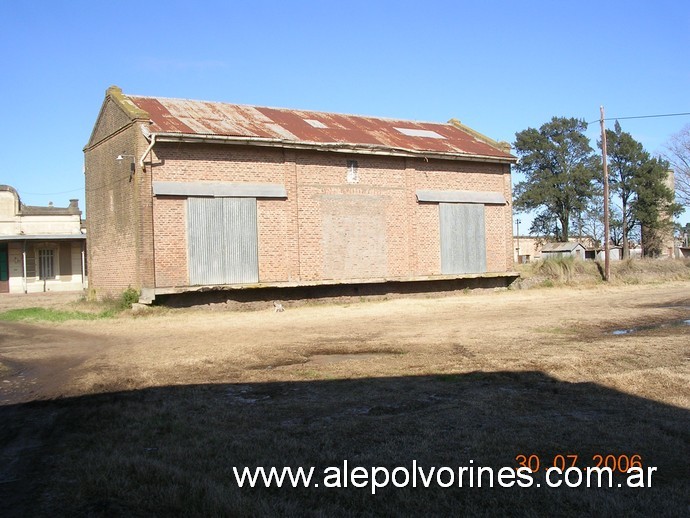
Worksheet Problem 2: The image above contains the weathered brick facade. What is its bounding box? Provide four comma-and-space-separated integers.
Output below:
84, 91, 153, 294
85, 87, 516, 300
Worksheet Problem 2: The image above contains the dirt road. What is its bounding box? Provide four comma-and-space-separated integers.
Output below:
1, 282, 688, 408
1, 282, 689, 516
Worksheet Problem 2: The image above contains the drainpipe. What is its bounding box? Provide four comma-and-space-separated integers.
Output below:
139, 133, 157, 169
136, 126, 158, 303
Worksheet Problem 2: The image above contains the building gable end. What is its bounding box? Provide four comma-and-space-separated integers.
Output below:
85, 86, 150, 150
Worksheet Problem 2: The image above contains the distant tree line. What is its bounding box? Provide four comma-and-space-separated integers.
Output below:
512, 117, 685, 257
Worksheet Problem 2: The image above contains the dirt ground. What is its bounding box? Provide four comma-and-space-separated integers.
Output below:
1, 282, 689, 516
1, 282, 688, 407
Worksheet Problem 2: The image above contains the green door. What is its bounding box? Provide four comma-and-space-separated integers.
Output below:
0, 243, 9, 293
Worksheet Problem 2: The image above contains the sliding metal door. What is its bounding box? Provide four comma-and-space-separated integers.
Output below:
440, 203, 486, 274
187, 197, 259, 285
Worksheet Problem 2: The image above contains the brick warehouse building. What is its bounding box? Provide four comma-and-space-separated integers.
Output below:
84, 86, 517, 302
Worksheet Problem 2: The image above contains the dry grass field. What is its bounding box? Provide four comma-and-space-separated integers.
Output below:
1, 270, 689, 515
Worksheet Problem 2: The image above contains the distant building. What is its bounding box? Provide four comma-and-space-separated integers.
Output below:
514, 236, 600, 263
84, 86, 518, 302
513, 235, 544, 264
586, 246, 622, 261
676, 227, 690, 258
0, 185, 86, 293
540, 242, 586, 259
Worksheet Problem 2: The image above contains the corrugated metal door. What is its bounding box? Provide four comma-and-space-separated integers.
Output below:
187, 197, 259, 285
440, 203, 487, 274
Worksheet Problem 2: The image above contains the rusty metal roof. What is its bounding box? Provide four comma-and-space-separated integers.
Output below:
127, 94, 514, 161
541, 242, 585, 252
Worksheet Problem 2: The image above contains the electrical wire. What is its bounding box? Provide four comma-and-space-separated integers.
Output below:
588, 112, 690, 124
20, 187, 84, 196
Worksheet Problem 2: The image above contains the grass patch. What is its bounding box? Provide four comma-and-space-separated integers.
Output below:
0, 307, 115, 322
536, 325, 577, 335
532, 256, 601, 282
82, 287, 140, 312
0, 288, 144, 322
517, 257, 690, 289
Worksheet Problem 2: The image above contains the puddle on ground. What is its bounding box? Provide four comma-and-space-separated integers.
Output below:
612, 319, 690, 335
309, 352, 398, 365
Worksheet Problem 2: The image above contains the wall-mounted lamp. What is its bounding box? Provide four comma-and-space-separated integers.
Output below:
116, 154, 136, 181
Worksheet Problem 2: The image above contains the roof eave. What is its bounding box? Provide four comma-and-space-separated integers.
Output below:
151, 132, 517, 164
0, 234, 86, 241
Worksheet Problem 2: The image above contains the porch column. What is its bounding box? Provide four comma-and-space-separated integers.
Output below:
22, 241, 27, 293
81, 242, 86, 289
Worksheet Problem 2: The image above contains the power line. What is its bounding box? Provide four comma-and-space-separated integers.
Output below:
20, 187, 84, 196
588, 111, 690, 124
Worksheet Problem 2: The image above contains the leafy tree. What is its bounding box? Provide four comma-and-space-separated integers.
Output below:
603, 122, 684, 257
513, 117, 599, 241
663, 124, 690, 207
632, 156, 683, 256
603, 121, 648, 257
529, 212, 561, 239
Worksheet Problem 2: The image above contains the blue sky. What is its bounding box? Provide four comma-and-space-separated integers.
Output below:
1, 0, 689, 226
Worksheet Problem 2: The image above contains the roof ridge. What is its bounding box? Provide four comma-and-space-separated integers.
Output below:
448, 119, 512, 154
124, 90, 516, 161
127, 93, 459, 127
108, 86, 150, 120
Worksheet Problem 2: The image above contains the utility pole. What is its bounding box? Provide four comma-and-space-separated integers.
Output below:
600, 106, 610, 281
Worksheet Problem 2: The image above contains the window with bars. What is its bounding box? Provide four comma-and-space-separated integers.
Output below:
38, 249, 55, 279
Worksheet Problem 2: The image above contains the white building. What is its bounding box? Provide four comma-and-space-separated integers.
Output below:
540, 241, 587, 259
0, 185, 87, 293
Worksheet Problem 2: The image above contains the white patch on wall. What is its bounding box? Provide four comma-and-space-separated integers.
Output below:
394, 127, 446, 139
347, 160, 359, 184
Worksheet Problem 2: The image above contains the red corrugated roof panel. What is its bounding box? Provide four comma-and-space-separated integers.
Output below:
128, 94, 513, 161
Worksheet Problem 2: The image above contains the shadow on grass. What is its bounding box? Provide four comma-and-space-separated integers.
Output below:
1, 371, 688, 516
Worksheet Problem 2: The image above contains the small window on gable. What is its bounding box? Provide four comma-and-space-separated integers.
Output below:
347, 160, 359, 184
305, 119, 328, 129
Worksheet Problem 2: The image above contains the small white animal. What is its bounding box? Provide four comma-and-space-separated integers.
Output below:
273, 301, 285, 312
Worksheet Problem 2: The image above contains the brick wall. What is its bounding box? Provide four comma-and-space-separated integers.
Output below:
84, 101, 153, 296
147, 145, 513, 288
152, 197, 187, 287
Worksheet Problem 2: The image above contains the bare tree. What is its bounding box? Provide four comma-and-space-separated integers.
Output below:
577, 196, 625, 248
578, 197, 605, 247
664, 124, 690, 207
